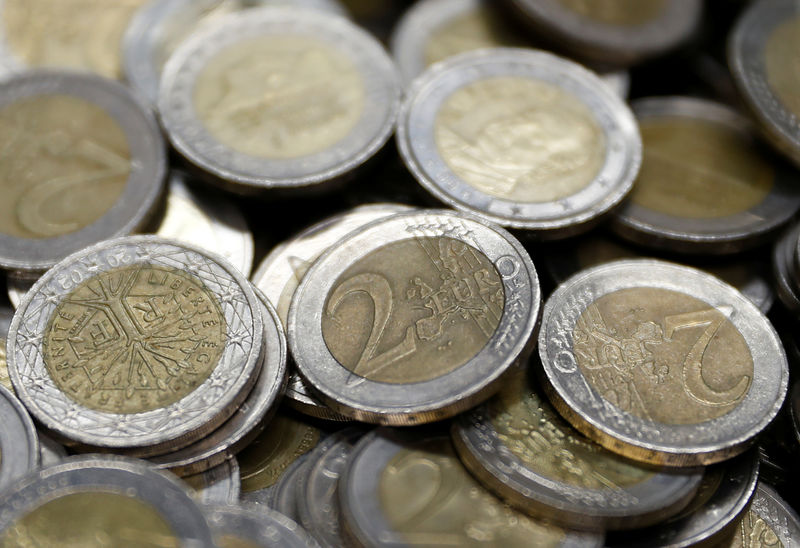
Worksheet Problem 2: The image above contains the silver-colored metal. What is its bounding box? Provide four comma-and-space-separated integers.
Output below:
0, 455, 215, 547
738, 484, 800, 546
159, 7, 401, 191
256, 453, 312, 519
791, 381, 800, 447
203, 503, 320, 548
612, 97, 800, 254
38, 432, 68, 467
0, 384, 39, 493
539, 259, 789, 466
186, 458, 241, 504
397, 49, 641, 237
0, 71, 166, 272
772, 224, 800, 314
288, 210, 541, 424
8, 236, 264, 456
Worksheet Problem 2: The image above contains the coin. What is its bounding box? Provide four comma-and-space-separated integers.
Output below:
203, 503, 319, 548
159, 7, 401, 192
612, 97, 800, 254
38, 432, 67, 468
252, 203, 411, 420
397, 49, 641, 237
792, 381, 800, 447
729, 0, 800, 168
262, 454, 313, 520
0, 71, 166, 272
288, 210, 541, 424
452, 366, 703, 531
340, 429, 603, 547
718, 484, 800, 547
773, 224, 800, 315
0, 305, 12, 391
0, 455, 215, 547
184, 458, 241, 505
0, 384, 38, 492
539, 259, 788, 466
8, 236, 264, 455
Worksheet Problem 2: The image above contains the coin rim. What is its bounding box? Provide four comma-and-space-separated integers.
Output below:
0, 383, 39, 492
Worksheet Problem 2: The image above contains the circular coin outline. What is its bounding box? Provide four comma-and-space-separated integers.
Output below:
203, 503, 320, 548
744, 484, 800, 545
0, 384, 39, 492
186, 457, 241, 505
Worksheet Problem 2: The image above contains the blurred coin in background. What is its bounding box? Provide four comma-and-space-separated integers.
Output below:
0, 384, 38, 493
204, 503, 318, 548
184, 458, 241, 505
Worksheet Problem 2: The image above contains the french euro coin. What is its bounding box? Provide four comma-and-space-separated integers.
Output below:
204, 503, 320, 548
0, 455, 215, 547
184, 458, 241, 505
0, 384, 38, 493
718, 484, 800, 547
7, 236, 264, 456
729, 0, 800, 168
159, 7, 401, 192
539, 259, 788, 466
0, 305, 12, 391
773, 224, 800, 314
340, 429, 603, 548
0, 71, 166, 273
397, 49, 641, 237
288, 210, 541, 424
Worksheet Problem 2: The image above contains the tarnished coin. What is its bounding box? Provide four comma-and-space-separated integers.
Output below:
452, 367, 703, 531
289, 210, 541, 424
612, 97, 800, 254
340, 429, 603, 547
0, 305, 12, 391
184, 458, 241, 505
204, 503, 319, 548
0, 384, 38, 493
0, 71, 166, 272
729, 0, 800, 167
159, 7, 401, 191
0, 455, 215, 547
397, 49, 641, 237
717, 484, 800, 547
539, 259, 788, 466
773, 224, 800, 315
8, 236, 264, 455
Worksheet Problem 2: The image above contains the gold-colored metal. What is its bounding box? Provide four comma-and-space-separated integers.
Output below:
631, 118, 773, 219
764, 17, 800, 120
556, 0, 665, 26
727, 509, 783, 548
321, 237, 503, 384
193, 36, 365, 159
216, 535, 262, 548
0, 95, 130, 239
573, 287, 753, 425
0, 339, 11, 392
42, 264, 226, 414
435, 77, 605, 203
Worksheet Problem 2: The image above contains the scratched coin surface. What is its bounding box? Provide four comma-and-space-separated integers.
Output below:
204, 503, 319, 548
340, 429, 603, 548
612, 97, 800, 254
452, 366, 703, 531
288, 210, 540, 424
159, 7, 400, 191
0, 72, 166, 272
7, 236, 263, 455
0, 455, 215, 548
184, 458, 241, 505
0, 385, 38, 493
539, 259, 788, 466
397, 49, 640, 237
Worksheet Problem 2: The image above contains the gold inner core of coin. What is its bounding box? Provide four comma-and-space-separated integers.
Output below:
631, 117, 773, 219
42, 264, 227, 414
490, 371, 654, 489
573, 287, 753, 425
379, 438, 566, 547
729, 509, 783, 548
238, 413, 320, 492
216, 535, 262, 548
2, 0, 147, 78
0, 339, 11, 392
194, 35, 366, 159
556, 0, 665, 26
764, 17, 800, 120
321, 236, 504, 384
0, 94, 131, 240
435, 77, 606, 203
0, 492, 180, 548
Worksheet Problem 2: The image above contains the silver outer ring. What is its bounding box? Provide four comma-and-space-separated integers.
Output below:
203, 503, 320, 548
0, 455, 216, 547
187, 457, 241, 505
538, 259, 789, 466
747, 484, 800, 545
7, 235, 264, 454
397, 48, 641, 236
0, 70, 166, 272
158, 6, 401, 189
288, 210, 541, 424
0, 384, 39, 492
612, 97, 800, 254
253, 452, 313, 519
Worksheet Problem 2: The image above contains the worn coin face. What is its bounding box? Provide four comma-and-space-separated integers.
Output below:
717, 484, 800, 547
204, 503, 319, 548
0, 385, 38, 493
539, 259, 788, 466
289, 210, 540, 424
7, 236, 263, 455
0, 72, 166, 272
340, 429, 603, 548
159, 7, 400, 190
612, 97, 800, 254
397, 49, 640, 236
184, 458, 241, 505
0, 305, 12, 391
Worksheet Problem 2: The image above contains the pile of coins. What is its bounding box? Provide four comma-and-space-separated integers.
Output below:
0, 0, 798, 546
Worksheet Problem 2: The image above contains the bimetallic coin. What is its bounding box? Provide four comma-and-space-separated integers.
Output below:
204, 504, 319, 548
0, 384, 38, 492
159, 7, 401, 191
184, 458, 241, 505
0, 72, 166, 272
0, 455, 215, 547
289, 210, 541, 424
718, 484, 800, 547
0, 305, 11, 391
539, 260, 788, 466
397, 49, 641, 237
452, 367, 703, 531
8, 236, 264, 455
340, 429, 603, 548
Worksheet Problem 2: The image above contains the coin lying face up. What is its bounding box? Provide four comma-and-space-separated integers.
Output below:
288, 210, 541, 424
397, 49, 641, 237
159, 6, 401, 192
539, 260, 788, 466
